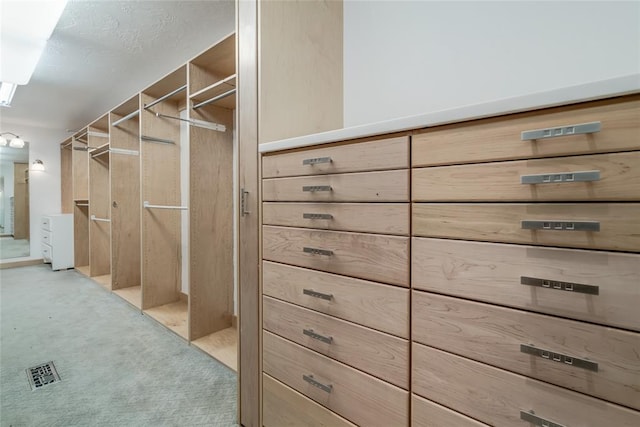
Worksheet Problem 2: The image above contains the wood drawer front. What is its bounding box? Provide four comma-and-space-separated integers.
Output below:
263, 296, 409, 389
263, 374, 356, 427
263, 169, 409, 202
413, 292, 640, 409
263, 202, 410, 235
413, 151, 640, 202
412, 203, 640, 251
263, 331, 409, 427
412, 238, 640, 331
263, 262, 409, 338
412, 394, 489, 427
263, 136, 409, 178
263, 226, 410, 287
412, 95, 640, 167
413, 343, 640, 427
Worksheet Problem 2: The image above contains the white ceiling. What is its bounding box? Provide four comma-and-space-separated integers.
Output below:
0, 0, 235, 147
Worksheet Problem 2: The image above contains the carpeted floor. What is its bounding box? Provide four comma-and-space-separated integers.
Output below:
0, 237, 30, 259
0, 265, 237, 426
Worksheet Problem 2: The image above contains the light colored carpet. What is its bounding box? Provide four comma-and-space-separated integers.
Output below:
0, 265, 237, 426
0, 237, 30, 259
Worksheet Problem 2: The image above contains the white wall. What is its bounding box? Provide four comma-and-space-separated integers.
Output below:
344, 1, 640, 126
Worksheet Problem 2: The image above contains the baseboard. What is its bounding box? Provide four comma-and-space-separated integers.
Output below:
0, 259, 44, 269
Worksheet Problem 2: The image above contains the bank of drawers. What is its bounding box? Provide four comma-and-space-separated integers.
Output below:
411, 94, 640, 425
262, 136, 410, 426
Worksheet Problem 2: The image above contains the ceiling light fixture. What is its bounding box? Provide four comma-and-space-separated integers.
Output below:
0, 132, 25, 148
31, 160, 45, 172
0, 82, 17, 107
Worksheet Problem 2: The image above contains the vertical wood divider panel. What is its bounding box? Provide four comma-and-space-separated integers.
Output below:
140, 93, 182, 310
110, 111, 141, 290
72, 137, 89, 201
60, 142, 73, 213
73, 203, 89, 267
188, 101, 234, 340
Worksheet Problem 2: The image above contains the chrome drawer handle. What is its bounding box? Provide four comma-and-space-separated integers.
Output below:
303, 328, 333, 344
520, 344, 598, 372
520, 276, 599, 295
302, 185, 332, 192
303, 247, 333, 256
521, 121, 601, 141
521, 170, 600, 185
520, 411, 565, 427
303, 213, 333, 220
303, 156, 332, 165
303, 289, 333, 300
521, 220, 600, 232
303, 374, 333, 393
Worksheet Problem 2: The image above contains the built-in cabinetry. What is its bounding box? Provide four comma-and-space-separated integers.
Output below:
260, 95, 640, 426
41, 214, 74, 271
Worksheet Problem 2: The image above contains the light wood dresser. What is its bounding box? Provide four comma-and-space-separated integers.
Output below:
260, 94, 640, 426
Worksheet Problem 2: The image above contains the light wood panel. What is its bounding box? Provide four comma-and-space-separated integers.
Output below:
113, 285, 142, 309
238, 2, 260, 424
263, 374, 356, 427
189, 104, 234, 340
262, 202, 410, 235
191, 327, 237, 372
413, 292, 640, 409
263, 261, 409, 338
189, 33, 236, 95
259, 0, 343, 143
110, 113, 141, 290
144, 300, 188, 339
262, 136, 409, 178
60, 144, 73, 213
93, 274, 112, 290
412, 394, 489, 427
73, 204, 89, 267
89, 152, 110, 278
75, 265, 90, 277
12, 163, 29, 240
263, 331, 409, 427
263, 226, 410, 286
413, 151, 640, 201
412, 95, 640, 166
140, 92, 182, 310
412, 343, 640, 427
262, 169, 409, 202
412, 238, 640, 331
412, 203, 640, 251
72, 138, 89, 200
263, 296, 409, 388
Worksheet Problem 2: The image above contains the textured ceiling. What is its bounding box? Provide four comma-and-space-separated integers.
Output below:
0, 0, 235, 146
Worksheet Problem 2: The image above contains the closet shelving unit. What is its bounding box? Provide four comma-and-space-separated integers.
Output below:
187, 32, 237, 370
60, 137, 73, 214
88, 115, 112, 289
140, 66, 189, 339
72, 127, 90, 277
110, 95, 142, 308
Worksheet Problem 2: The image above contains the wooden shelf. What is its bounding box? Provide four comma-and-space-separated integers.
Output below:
93, 274, 112, 290
145, 300, 188, 339
143, 65, 187, 102
190, 75, 236, 110
192, 327, 237, 371
90, 143, 110, 157
114, 286, 142, 309
112, 94, 139, 117
76, 265, 90, 277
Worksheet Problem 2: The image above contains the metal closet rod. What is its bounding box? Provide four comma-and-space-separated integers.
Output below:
75, 203, 89, 207
88, 131, 109, 138
153, 112, 226, 132
140, 135, 174, 145
112, 110, 140, 127
91, 215, 111, 222
192, 88, 236, 110
144, 85, 187, 110
143, 201, 188, 210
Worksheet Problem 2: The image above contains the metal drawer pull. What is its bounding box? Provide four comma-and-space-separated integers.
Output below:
521, 121, 601, 141
521, 170, 600, 185
520, 411, 565, 427
303, 213, 333, 220
521, 276, 599, 295
520, 344, 598, 372
303, 185, 332, 192
303, 329, 333, 344
303, 374, 333, 393
521, 220, 600, 232
303, 247, 333, 256
303, 289, 333, 300
303, 156, 332, 165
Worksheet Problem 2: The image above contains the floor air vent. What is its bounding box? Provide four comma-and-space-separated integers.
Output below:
27, 361, 60, 390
